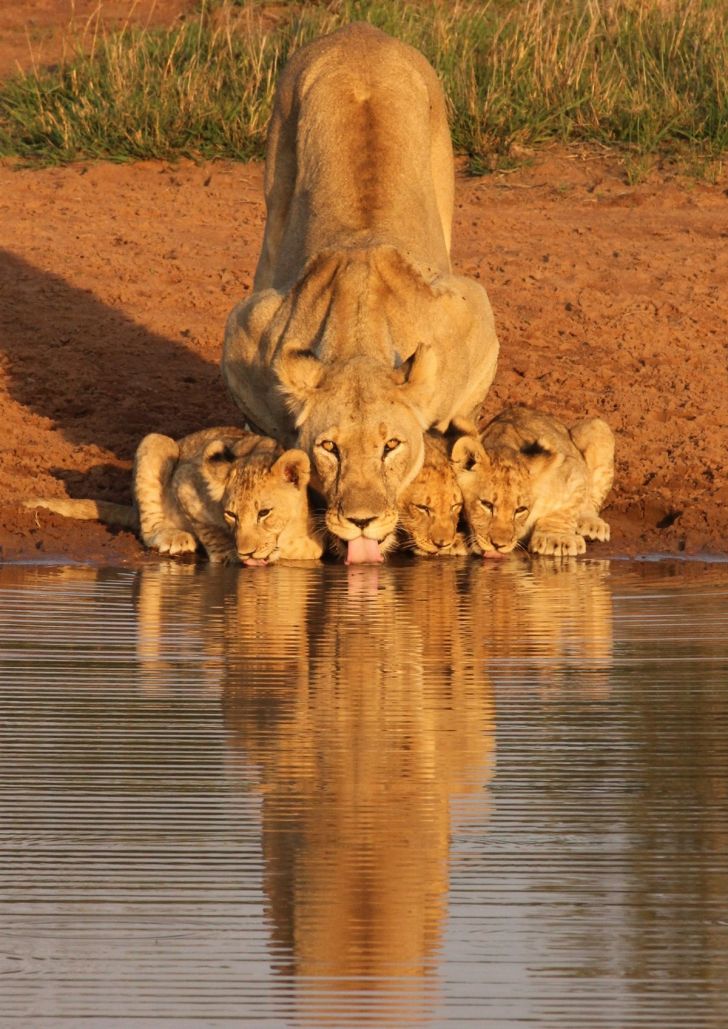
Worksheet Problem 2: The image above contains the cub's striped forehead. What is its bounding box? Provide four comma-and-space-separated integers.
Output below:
227, 458, 276, 492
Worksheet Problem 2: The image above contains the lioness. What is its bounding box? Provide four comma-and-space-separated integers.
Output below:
25, 427, 323, 565
452, 406, 614, 557
398, 434, 467, 556
222, 24, 499, 564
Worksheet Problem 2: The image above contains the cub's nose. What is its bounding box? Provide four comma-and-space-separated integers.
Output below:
432, 538, 451, 550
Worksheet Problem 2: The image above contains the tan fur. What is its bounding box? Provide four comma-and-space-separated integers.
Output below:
452, 405, 615, 557
222, 24, 499, 549
398, 434, 467, 556
25, 427, 323, 565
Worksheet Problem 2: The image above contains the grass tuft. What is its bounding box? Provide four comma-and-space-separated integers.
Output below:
0, 0, 726, 168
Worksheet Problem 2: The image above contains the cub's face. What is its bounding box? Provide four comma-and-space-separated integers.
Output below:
221, 450, 311, 564
398, 443, 463, 556
451, 437, 532, 555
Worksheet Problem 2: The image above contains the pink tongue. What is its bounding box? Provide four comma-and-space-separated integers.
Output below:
346, 536, 383, 565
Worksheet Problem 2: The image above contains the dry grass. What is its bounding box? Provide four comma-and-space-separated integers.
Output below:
0, 0, 725, 168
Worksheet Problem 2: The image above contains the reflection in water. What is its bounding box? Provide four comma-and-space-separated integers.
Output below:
466, 557, 614, 693
136, 559, 496, 1023
1, 559, 728, 1026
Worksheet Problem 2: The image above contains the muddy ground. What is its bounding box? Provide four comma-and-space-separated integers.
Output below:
0, 6, 726, 564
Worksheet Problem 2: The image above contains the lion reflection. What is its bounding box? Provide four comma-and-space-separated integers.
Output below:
131, 556, 614, 1023
219, 561, 495, 1023
463, 558, 614, 697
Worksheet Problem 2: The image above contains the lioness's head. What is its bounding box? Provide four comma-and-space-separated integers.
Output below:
451, 437, 535, 556
276, 348, 436, 563
398, 436, 463, 556
205, 440, 312, 564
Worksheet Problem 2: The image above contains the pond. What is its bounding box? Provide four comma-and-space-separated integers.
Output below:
1, 558, 727, 1027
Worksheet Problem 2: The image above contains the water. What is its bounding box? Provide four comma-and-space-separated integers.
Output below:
1, 558, 727, 1027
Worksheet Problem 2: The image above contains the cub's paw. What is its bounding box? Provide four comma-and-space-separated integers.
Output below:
448, 534, 470, 557
576, 513, 610, 542
148, 528, 197, 556
281, 536, 324, 561
530, 531, 586, 557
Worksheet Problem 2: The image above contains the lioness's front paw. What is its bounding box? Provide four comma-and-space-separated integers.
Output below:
149, 528, 197, 555
530, 531, 586, 557
576, 514, 610, 541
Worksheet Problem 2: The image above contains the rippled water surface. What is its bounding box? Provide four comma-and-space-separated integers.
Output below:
2, 558, 728, 1027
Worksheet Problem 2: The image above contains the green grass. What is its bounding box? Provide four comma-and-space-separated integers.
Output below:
0, 0, 726, 169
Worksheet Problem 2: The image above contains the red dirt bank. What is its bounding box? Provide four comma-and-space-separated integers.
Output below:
1, 152, 726, 564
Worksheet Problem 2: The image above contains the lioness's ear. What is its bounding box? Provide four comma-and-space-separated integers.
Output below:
396, 343, 438, 420
451, 435, 487, 473
203, 439, 237, 480
272, 448, 311, 489
275, 349, 324, 416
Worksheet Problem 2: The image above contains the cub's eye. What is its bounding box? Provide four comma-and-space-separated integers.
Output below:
258, 508, 271, 521
414, 504, 431, 515
515, 506, 529, 517
451, 502, 462, 512
479, 499, 494, 513
383, 438, 401, 454
319, 439, 338, 455
224, 510, 237, 524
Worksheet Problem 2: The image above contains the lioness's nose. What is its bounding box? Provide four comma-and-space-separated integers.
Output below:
433, 537, 451, 549
350, 516, 375, 530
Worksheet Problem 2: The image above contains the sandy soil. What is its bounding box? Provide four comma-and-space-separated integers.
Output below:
0, 7, 726, 564
0, 0, 197, 79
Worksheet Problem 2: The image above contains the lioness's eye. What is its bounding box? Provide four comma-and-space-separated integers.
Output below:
320, 439, 338, 455
258, 508, 271, 521
515, 506, 529, 516
451, 503, 462, 512
383, 438, 401, 454
479, 499, 494, 513
224, 510, 237, 524
415, 504, 431, 515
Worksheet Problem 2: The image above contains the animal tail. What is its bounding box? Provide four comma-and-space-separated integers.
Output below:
24, 497, 138, 530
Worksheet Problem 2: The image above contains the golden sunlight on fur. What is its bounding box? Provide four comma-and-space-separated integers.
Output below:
452, 405, 614, 558
397, 434, 467, 556
222, 24, 499, 563
25, 426, 322, 565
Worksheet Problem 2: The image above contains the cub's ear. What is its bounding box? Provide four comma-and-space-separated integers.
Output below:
275, 349, 324, 418
451, 435, 488, 474
272, 448, 311, 489
395, 342, 438, 422
203, 439, 237, 480
526, 448, 563, 478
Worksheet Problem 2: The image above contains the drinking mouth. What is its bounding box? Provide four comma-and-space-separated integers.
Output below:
345, 537, 383, 565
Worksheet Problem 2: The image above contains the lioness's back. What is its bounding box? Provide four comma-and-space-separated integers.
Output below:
264, 23, 454, 282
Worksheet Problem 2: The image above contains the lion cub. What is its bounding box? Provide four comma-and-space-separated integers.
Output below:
26, 427, 323, 565
451, 405, 614, 558
397, 434, 467, 556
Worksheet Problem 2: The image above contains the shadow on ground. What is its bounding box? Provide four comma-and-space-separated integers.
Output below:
0, 248, 241, 460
